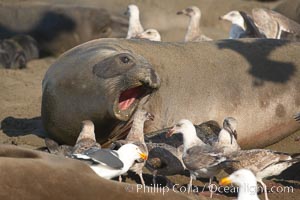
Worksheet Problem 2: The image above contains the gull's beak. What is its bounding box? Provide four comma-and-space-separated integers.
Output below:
229, 128, 237, 144
166, 126, 176, 137
124, 9, 129, 16
139, 152, 148, 161
135, 33, 142, 38
219, 16, 224, 20
232, 130, 237, 140
219, 177, 232, 186
177, 10, 185, 15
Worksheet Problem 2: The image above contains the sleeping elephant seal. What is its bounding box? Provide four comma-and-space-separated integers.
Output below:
0, 3, 111, 56
0, 144, 193, 200
42, 38, 300, 149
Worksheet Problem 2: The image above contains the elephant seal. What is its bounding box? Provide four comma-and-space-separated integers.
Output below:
42, 38, 300, 149
0, 144, 193, 200
0, 3, 111, 56
0, 35, 39, 69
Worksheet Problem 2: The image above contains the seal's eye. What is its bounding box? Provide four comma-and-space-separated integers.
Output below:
120, 55, 130, 64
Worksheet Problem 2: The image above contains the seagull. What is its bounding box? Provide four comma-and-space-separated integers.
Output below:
72, 143, 147, 180
226, 149, 300, 200
177, 6, 212, 42
166, 119, 233, 197
135, 29, 162, 41
213, 117, 240, 155
220, 169, 260, 200
72, 120, 101, 154
219, 10, 263, 39
112, 109, 154, 185
252, 8, 300, 41
125, 4, 144, 39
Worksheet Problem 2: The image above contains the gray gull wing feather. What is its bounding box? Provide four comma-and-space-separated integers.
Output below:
77, 148, 124, 169
183, 145, 225, 170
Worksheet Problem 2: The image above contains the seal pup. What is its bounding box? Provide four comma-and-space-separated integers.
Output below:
135, 29, 162, 42
72, 120, 101, 154
220, 169, 260, 200
219, 11, 263, 39
252, 8, 300, 40
125, 4, 144, 39
177, 6, 212, 42
72, 143, 147, 180
166, 119, 232, 197
112, 109, 154, 185
213, 117, 240, 155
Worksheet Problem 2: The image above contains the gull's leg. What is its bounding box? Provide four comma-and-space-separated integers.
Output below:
188, 175, 193, 193
119, 175, 122, 182
258, 180, 269, 200
209, 177, 213, 198
139, 173, 145, 186
152, 170, 157, 186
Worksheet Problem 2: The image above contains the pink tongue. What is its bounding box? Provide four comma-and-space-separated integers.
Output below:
119, 98, 136, 110
118, 86, 143, 111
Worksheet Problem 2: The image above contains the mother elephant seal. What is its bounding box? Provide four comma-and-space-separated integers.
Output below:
42, 38, 300, 149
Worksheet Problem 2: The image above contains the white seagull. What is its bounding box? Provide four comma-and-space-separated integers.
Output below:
177, 6, 212, 42
220, 169, 260, 200
166, 119, 232, 197
125, 4, 144, 39
135, 29, 162, 41
72, 143, 147, 180
219, 10, 263, 39
213, 117, 240, 155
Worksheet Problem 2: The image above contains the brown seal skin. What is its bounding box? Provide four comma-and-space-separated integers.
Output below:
0, 3, 111, 56
0, 144, 192, 200
42, 38, 300, 149
42, 40, 160, 145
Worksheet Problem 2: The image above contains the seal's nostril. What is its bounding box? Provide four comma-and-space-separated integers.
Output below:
150, 69, 158, 85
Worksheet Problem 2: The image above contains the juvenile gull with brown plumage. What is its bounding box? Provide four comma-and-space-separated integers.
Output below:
113, 109, 153, 185
177, 6, 212, 42
219, 10, 263, 39
166, 119, 233, 197
125, 4, 144, 39
252, 8, 300, 41
219, 124, 300, 200
72, 120, 101, 154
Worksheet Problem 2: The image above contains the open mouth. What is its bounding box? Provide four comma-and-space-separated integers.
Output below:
114, 84, 154, 120
118, 85, 146, 111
